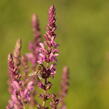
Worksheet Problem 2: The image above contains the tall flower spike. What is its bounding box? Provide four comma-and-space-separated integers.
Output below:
13, 39, 22, 69
6, 54, 23, 109
59, 66, 69, 109
7, 48, 35, 109
27, 14, 41, 66
36, 5, 59, 109
38, 5, 59, 76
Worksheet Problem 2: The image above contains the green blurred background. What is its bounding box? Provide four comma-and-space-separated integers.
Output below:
0, 0, 109, 109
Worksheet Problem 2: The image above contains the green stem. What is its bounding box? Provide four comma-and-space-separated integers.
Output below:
42, 78, 48, 107
23, 105, 26, 109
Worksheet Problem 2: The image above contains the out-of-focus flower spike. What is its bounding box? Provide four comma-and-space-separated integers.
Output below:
32, 14, 40, 38
59, 66, 69, 109
6, 53, 23, 109
30, 14, 41, 51
13, 39, 22, 69
27, 14, 41, 66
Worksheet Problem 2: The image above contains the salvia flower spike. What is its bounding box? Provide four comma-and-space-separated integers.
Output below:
7, 54, 23, 109
27, 14, 41, 66
59, 66, 69, 109
6, 5, 69, 109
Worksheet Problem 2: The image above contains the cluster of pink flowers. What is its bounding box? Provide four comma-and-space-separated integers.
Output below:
6, 5, 69, 109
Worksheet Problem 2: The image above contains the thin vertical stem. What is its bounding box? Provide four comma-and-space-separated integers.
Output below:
42, 78, 48, 107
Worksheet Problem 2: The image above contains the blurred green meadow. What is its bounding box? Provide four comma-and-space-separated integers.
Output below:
0, 0, 109, 109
